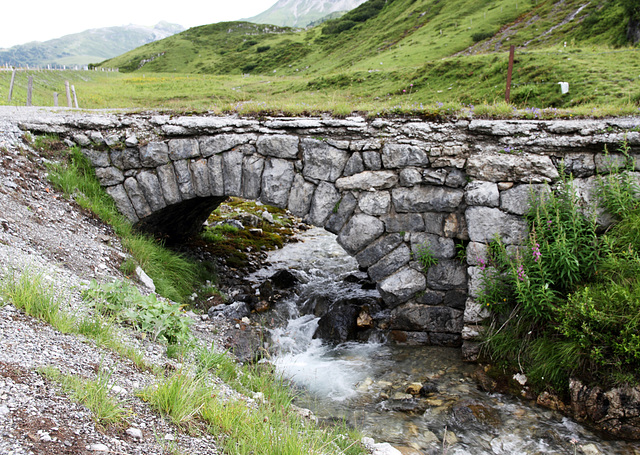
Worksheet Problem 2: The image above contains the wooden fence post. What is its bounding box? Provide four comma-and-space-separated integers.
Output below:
71, 85, 78, 108
505, 45, 515, 104
8, 69, 16, 102
65, 81, 72, 107
27, 76, 33, 106
54, 92, 59, 107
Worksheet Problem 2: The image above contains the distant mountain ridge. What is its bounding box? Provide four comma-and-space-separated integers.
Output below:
0, 22, 184, 68
245, 0, 367, 27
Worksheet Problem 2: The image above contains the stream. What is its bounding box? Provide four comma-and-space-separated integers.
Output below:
249, 227, 640, 455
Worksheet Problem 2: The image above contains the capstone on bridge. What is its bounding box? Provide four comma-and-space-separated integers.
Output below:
20, 113, 640, 357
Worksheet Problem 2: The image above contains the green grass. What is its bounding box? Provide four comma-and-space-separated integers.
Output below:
39, 365, 129, 427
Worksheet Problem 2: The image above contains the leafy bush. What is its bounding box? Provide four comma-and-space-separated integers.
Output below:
480, 144, 640, 391
471, 31, 494, 42
83, 280, 193, 345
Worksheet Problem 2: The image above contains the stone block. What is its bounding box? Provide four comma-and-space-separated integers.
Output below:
465, 206, 527, 244
242, 155, 264, 200
377, 267, 427, 307
261, 158, 294, 208
399, 167, 422, 186
343, 152, 364, 176
444, 290, 467, 310
358, 191, 391, 216
223, 150, 243, 197
124, 177, 152, 218
157, 163, 182, 205
122, 148, 141, 169
106, 184, 138, 223
302, 138, 350, 182
423, 168, 447, 185
306, 181, 340, 226
500, 184, 550, 215
444, 212, 467, 239
140, 142, 169, 167
288, 174, 315, 218
191, 158, 211, 198
137, 170, 166, 212
558, 153, 596, 178
362, 151, 382, 170
368, 244, 411, 282
109, 150, 124, 170
355, 233, 404, 268
466, 242, 488, 267
173, 160, 196, 200
336, 171, 398, 191
423, 212, 446, 235
390, 302, 463, 333
169, 138, 200, 160
410, 233, 455, 259
445, 169, 467, 188
95, 167, 124, 186
337, 213, 385, 255
463, 299, 490, 324
415, 289, 445, 305
427, 259, 467, 290
81, 148, 110, 167
256, 134, 299, 159
465, 181, 499, 207
199, 134, 255, 157
381, 213, 425, 233
381, 143, 429, 168
466, 153, 559, 183
207, 155, 225, 196
325, 192, 358, 234
392, 186, 464, 213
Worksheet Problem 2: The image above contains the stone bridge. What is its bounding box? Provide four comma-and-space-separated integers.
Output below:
20, 113, 640, 353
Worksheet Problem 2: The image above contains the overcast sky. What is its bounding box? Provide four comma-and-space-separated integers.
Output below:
0, 0, 279, 48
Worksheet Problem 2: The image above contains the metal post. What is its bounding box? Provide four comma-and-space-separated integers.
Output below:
505, 45, 515, 104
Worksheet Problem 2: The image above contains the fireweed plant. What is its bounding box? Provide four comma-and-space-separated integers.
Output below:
478, 143, 640, 393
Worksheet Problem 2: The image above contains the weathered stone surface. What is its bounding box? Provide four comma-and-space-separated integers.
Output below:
368, 244, 411, 282
124, 177, 152, 218
382, 143, 429, 168
427, 259, 467, 290
424, 212, 446, 235
106, 184, 138, 222
156, 163, 182, 205
355, 233, 404, 268
377, 267, 426, 307
336, 171, 398, 191
399, 167, 422, 187
467, 153, 559, 183
363, 151, 382, 170
410, 233, 455, 260
392, 186, 464, 213
122, 148, 141, 169
242, 155, 264, 200
261, 158, 294, 208
200, 134, 255, 157
358, 191, 391, 216
466, 242, 488, 267
307, 181, 340, 226
463, 299, 490, 324
416, 289, 445, 305
302, 138, 350, 182
558, 153, 596, 178
95, 167, 124, 186
500, 184, 550, 215
391, 303, 463, 333
445, 169, 467, 188
288, 174, 315, 218
466, 206, 527, 244
140, 142, 169, 167
137, 170, 166, 212
189, 159, 211, 198
173, 160, 196, 200
423, 168, 448, 185
444, 212, 467, 239
343, 152, 364, 176
338, 213, 385, 255
325, 192, 357, 234
256, 134, 299, 159
169, 138, 200, 160
223, 150, 243, 197
207, 155, 224, 196
81, 149, 110, 167
382, 213, 425, 233
465, 181, 499, 207
110, 150, 124, 169
444, 290, 467, 310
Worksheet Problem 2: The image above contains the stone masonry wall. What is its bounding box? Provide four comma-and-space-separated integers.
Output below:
20, 113, 640, 351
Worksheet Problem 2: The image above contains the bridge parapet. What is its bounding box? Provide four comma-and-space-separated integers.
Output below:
19, 113, 640, 353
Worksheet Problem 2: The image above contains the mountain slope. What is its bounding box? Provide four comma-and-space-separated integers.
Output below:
101, 0, 634, 79
245, 0, 367, 27
0, 22, 184, 67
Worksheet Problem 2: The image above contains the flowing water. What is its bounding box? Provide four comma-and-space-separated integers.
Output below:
250, 228, 640, 455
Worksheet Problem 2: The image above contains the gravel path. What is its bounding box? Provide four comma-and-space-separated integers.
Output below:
0, 108, 226, 455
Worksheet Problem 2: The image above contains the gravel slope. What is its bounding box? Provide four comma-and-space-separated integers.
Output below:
0, 107, 227, 454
